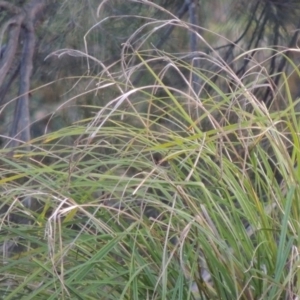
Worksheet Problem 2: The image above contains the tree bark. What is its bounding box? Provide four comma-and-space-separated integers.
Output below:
0, 0, 47, 149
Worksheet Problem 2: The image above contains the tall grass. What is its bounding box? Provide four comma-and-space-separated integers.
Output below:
1, 5, 300, 300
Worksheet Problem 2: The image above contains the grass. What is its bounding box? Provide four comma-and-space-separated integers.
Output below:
1, 3, 300, 299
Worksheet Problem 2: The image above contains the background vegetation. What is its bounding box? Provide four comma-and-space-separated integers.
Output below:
0, 0, 300, 299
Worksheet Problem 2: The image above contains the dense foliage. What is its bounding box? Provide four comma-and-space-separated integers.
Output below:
0, 1, 300, 299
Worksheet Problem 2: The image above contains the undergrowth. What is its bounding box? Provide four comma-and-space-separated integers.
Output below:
1, 2, 300, 300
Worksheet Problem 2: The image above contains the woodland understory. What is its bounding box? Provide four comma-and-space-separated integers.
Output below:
0, 1, 300, 299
